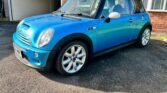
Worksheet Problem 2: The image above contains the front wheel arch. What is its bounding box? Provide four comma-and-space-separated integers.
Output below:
53, 33, 93, 55
45, 33, 93, 71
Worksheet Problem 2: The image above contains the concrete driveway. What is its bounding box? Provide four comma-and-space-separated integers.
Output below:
0, 23, 167, 93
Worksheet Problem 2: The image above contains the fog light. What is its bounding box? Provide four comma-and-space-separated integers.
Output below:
35, 52, 39, 58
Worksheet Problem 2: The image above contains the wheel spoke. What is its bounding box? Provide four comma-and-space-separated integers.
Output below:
81, 56, 86, 62
144, 39, 148, 44
73, 62, 77, 71
146, 36, 149, 40
66, 62, 73, 71
75, 47, 82, 55
143, 39, 146, 44
77, 52, 86, 58
65, 52, 72, 57
76, 58, 84, 64
63, 58, 71, 65
71, 46, 75, 55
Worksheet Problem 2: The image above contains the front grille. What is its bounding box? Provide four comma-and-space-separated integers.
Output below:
17, 29, 31, 46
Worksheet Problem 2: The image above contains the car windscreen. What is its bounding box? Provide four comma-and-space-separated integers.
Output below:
58, 0, 101, 18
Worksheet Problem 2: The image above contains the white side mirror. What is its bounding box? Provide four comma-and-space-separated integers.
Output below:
108, 12, 121, 19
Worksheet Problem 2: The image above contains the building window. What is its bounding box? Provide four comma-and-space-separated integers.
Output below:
152, 0, 164, 10
142, 0, 148, 9
143, 0, 167, 11
166, 1, 167, 10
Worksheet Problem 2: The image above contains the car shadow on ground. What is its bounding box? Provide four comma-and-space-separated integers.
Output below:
0, 23, 17, 61
40, 39, 167, 93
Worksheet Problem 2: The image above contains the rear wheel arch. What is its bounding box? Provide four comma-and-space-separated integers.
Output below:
138, 23, 152, 39
145, 23, 152, 31
142, 23, 152, 32
136, 23, 152, 47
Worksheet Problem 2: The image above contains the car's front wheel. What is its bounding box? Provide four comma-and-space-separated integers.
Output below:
137, 28, 151, 47
55, 41, 88, 75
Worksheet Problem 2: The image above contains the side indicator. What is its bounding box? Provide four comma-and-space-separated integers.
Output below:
88, 26, 96, 30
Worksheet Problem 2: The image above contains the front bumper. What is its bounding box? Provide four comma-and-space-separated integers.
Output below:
13, 33, 51, 69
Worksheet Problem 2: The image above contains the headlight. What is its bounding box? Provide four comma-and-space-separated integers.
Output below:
18, 20, 24, 26
38, 28, 54, 48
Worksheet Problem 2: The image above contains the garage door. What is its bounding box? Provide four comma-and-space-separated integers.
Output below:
9, 0, 58, 21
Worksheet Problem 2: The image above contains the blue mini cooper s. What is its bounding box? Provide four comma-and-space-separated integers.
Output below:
13, 0, 152, 75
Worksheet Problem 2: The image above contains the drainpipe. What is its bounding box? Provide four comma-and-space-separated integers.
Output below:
61, 0, 67, 6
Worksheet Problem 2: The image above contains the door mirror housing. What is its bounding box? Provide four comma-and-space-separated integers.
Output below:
105, 12, 121, 23
109, 12, 121, 19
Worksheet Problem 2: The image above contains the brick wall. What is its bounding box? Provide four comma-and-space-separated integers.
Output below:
149, 12, 167, 32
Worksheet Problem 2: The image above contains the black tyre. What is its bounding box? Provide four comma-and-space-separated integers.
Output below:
55, 41, 89, 75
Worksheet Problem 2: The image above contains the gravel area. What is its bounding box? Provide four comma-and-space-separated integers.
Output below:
0, 23, 167, 93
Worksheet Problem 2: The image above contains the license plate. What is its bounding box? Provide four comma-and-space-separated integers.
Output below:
14, 45, 22, 59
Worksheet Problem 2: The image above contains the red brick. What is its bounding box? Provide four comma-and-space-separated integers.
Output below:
149, 12, 167, 32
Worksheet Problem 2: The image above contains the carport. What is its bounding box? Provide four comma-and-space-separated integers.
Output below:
2, 0, 61, 21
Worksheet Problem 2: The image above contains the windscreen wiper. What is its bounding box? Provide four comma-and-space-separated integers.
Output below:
61, 13, 83, 17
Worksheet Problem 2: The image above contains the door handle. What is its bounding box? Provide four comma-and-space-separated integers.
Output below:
141, 16, 145, 21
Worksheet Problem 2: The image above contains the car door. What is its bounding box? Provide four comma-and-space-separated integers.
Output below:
129, 0, 148, 40
94, 0, 134, 52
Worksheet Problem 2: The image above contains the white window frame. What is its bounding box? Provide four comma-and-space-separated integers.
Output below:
143, 0, 167, 12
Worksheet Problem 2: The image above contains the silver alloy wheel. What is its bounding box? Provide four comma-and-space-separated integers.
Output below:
62, 45, 87, 74
142, 29, 151, 46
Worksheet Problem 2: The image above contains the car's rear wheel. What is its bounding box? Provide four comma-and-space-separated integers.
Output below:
55, 41, 88, 75
137, 28, 151, 47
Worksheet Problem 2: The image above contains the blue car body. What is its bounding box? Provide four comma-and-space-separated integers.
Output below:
13, 0, 151, 70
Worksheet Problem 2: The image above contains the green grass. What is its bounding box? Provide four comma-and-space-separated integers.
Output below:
151, 32, 167, 42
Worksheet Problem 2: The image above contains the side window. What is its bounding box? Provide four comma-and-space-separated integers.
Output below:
77, 0, 100, 15
101, 0, 131, 17
133, 0, 145, 13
